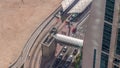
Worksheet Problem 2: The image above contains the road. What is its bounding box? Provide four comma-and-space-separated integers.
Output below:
28, 4, 90, 68
49, 4, 91, 68
26, 17, 62, 68
9, 2, 91, 68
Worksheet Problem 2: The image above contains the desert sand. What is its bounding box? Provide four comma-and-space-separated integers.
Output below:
0, 0, 61, 68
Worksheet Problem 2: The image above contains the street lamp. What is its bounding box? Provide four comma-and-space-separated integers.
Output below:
65, 20, 71, 36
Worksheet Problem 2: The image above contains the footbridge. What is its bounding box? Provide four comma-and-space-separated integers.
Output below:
54, 34, 83, 48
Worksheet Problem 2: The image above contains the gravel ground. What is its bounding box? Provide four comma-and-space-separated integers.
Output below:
0, 0, 61, 68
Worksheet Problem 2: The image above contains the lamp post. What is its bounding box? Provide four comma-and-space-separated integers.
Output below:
66, 20, 71, 36
68, 23, 71, 36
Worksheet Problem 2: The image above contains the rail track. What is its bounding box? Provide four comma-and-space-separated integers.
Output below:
27, 18, 61, 68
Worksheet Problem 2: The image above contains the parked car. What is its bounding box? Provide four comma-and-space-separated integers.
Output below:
67, 13, 79, 22
50, 27, 57, 34
58, 53, 63, 59
66, 55, 73, 62
73, 48, 78, 55
52, 53, 63, 68
62, 55, 73, 68
62, 46, 68, 53
57, 61, 64, 68
62, 61, 71, 68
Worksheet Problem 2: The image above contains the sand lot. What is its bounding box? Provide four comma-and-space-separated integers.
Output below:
0, 0, 61, 68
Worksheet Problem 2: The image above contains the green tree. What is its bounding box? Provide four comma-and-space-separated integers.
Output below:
74, 53, 82, 68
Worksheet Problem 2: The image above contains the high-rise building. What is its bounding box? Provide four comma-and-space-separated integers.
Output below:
82, 0, 120, 68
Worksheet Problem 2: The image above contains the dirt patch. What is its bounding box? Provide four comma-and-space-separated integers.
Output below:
0, 0, 61, 68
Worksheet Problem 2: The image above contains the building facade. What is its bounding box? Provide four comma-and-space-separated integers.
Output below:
82, 0, 120, 68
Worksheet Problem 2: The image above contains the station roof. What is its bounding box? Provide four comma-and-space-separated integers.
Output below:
61, 0, 74, 11
61, 0, 92, 13
68, 0, 92, 13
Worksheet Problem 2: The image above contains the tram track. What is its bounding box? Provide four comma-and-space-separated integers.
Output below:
28, 18, 59, 68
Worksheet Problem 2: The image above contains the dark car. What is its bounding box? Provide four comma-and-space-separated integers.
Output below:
50, 27, 57, 34
58, 65, 63, 68
62, 61, 71, 68
62, 55, 73, 68
52, 54, 63, 68
62, 46, 68, 53
57, 61, 64, 68
73, 48, 78, 55
67, 13, 79, 22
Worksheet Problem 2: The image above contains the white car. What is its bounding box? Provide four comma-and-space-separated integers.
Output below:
62, 46, 68, 53
66, 55, 73, 62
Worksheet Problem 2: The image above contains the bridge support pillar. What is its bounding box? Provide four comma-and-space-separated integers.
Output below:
41, 34, 57, 62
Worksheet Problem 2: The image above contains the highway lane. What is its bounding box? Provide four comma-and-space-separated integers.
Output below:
9, 6, 62, 68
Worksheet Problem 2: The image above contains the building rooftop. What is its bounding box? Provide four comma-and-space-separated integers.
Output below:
68, 0, 92, 13
61, 0, 74, 11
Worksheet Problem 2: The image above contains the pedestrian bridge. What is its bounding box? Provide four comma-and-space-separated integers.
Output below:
53, 34, 83, 47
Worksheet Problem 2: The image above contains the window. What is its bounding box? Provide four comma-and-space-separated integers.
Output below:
113, 58, 120, 65
93, 49, 96, 68
102, 23, 112, 53
100, 53, 109, 68
113, 65, 119, 68
118, 4, 120, 23
104, 0, 115, 23
116, 28, 120, 55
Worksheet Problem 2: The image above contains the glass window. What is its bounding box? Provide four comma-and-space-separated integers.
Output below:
105, 15, 113, 23
102, 44, 110, 53
104, 0, 115, 23
118, 4, 120, 23
102, 23, 112, 53
100, 53, 109, 68
93, 49, 96, 68
113, 65, 119, 68
113, 58, 120, 65
105, 9, 113, 15
116, 28, 120, 55
103, 33, 111, 40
